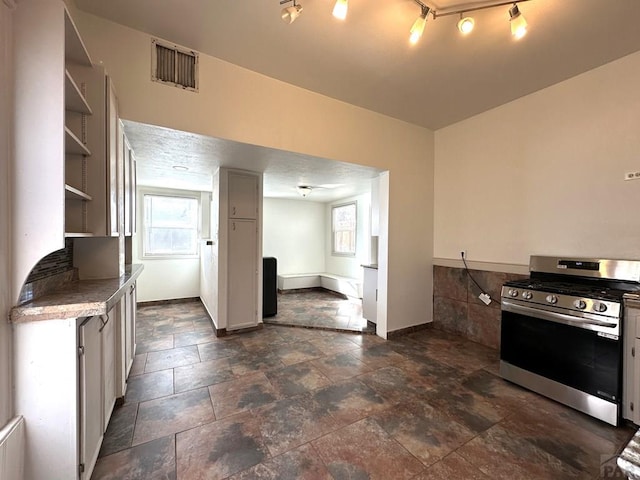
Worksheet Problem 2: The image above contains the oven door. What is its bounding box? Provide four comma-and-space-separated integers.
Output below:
501, 302, 622, 406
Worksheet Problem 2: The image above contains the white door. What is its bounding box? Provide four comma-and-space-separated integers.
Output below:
79, 316, 103, 479
228, 219, 258, 330
228, 173, 258, 219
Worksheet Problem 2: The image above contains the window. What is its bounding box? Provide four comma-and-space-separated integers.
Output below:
332, 202, 357, 256
143, 194, 199, 257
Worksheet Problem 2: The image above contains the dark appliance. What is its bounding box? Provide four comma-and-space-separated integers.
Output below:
263, 257, 277, 317
500, 256, 640, 425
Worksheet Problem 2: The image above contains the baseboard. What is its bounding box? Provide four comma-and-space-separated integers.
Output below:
137, 297, 201, 307
387, 322, 433, 339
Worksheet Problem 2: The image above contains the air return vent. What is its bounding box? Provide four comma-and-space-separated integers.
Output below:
151, 39, 198, 92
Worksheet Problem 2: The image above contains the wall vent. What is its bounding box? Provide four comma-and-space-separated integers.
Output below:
151, 39, 199, 92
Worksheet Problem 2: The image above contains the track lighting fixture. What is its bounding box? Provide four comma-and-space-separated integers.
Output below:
280, 0, 303, 24
409, 3, 431, 45
509, 4, 528, 39
332, 0, 348, 20
457, 15, 475, 34
275, 0, 532, 45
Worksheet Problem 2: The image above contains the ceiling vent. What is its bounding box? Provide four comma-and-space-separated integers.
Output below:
151, 39, 199, 92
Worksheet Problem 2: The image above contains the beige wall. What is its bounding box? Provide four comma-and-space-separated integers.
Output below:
0, 1, 13, 426
434, 51, 640, 267
75, 12, 435, 334
263, 198, 326, 275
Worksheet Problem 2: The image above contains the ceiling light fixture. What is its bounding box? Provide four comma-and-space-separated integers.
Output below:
297, 185, 313, 197
509, 3, 528, 39
332, 0, 348, 20
280, 0, 303, 24
172, 165, 189, 171
409, 3, 431, 45
457, 15, 475, 34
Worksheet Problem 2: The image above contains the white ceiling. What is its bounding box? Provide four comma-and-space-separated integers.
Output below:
124, 121, 383, 200
75, 0, 640, 198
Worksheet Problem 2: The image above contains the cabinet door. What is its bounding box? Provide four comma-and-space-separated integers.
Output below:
228, 219, 258, 330
79, 316, 103, 480
228, 173, 258, 219
362, 268, 378, 323
102, 309, 117, 431
125, 282, 137, 376
107, 80, 119, 236
123, 136, 132, 236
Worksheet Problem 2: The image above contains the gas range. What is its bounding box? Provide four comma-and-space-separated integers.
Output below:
500, 255, 640, 426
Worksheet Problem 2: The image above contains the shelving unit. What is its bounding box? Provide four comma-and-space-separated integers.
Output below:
64, 8, 93, 237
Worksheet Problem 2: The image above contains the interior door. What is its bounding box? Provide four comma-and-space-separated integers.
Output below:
228, 219, 257, 330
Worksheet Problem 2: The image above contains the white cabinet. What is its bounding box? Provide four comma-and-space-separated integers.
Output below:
362, 266, 378, 323
12, 1, 94, 299
115, 281, 137, 398
370, 176, 380, 237
78, 316, 103, 480
623, 300, 640, 424
123, 133, 137, 237
78, 306, 116, 480
228, 172, 258, 219
228, 219, 258, 330
102, 309, 117, 430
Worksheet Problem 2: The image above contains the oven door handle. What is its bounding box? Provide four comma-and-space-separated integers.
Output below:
502, 300, 618, 329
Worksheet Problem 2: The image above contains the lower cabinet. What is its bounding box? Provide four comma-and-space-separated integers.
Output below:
116, 281, 137, 398
78, 305, 117, 479
13, 286, 138, 480
362, 267, 378, 324
78, 315, 103, 480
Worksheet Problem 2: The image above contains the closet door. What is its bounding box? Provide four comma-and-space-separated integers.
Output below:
227, 219, 258, 330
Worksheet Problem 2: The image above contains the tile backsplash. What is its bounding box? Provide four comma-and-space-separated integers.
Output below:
432, 265, 526, 349
18, 239, 77, 304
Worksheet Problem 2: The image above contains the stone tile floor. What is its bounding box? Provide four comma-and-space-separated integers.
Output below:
264, 289, 376, 334
92, 299, 635, 479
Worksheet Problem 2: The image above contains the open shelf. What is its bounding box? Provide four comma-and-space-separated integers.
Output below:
65, 184, 92, 201
64, 8, 92, 66
65, 232, 94, 238
65, 70, 92, 114
65, 126, 91, 156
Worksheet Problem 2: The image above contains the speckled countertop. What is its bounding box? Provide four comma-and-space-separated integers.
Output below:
625, 292, 640, 308
619, 429, 640, 479
11, 264, 144, 323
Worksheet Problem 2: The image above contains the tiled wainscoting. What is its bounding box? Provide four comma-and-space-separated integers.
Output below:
433, 266, 527, 349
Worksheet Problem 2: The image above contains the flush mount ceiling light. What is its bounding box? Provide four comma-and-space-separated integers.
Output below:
297, 185, 313, 197
172, 165, 189, 171
332, 0, 348, 20
280, 0, 303, 24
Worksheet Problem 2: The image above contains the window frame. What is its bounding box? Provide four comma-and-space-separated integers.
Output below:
142, 192, 201, 259
331, 201, 357, 257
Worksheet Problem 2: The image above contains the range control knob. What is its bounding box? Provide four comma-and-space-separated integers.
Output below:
573, 300, 587, 310
594, 302, 608, 313
508, 289, 519, 297
522, 291, 533, 300
546, 295, 558, 304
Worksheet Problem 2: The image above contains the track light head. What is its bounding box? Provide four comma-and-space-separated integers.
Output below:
333, 0, 348, 20
457, 15, 474, 34
509, 4, 527, 39
281, 3, 303, 24
409, 4, 430, 45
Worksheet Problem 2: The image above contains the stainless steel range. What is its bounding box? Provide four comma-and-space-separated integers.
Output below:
500, 256, 640, 426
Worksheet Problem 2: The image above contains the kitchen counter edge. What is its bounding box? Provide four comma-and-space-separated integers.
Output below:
10, 264, 144, 323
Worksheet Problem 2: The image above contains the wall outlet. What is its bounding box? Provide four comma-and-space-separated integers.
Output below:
625, 171, 640, 181
479, 293, 491, 305
460, 250, 467, 259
